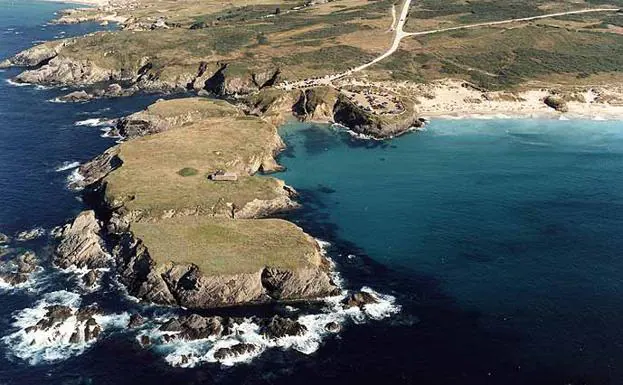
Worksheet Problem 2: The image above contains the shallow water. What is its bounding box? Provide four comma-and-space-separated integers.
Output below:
2, 1, 623, 384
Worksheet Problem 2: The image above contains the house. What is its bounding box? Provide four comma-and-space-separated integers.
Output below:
208, 170, 238, 181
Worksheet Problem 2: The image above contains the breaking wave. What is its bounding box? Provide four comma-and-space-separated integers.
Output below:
146, 286, 400, 368
66, 169, 84, 190
5, 79, 30, 87
2, 290, 130, 365
74, 118, 113, 127
55, 161, 80, 172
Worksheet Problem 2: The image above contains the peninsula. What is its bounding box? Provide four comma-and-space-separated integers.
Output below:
4, 0, 623, 309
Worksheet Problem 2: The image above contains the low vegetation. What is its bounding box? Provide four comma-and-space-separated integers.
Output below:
131, 216, 320, 275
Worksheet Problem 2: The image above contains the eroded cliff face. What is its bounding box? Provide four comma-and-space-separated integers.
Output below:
205, 63, 282, 98
332, 93, 423, 138
293, 87, 339, 122
52, 212, 338, 309
15, 56, 116, 86
0, 39, 72, 68
111, 231, 337, 308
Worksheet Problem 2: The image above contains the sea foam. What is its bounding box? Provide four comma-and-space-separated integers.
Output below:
147, 285, 400, 368
74, 118, 113, 127
55, 161, 80, 172
2, 290, 130, 365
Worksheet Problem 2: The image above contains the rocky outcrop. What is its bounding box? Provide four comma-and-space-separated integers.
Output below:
343, 291, 378, 308
24, 304, 103, 345
544, 94, 569, 112
234, 188, 299, 219
213, 343, 259, 360
333, 93, 422, 138
112, 231, 338, 309
59, 90, 93, 103
293, 86, 339, 121
0, 251, 39, 287
54, 211, 109, 270
15, 57, 116, 86
160, 314, 225, 340
205, 63, 281, 98
70, 147, 122, 190
0, 39, 72, 68
127, 313, 145, 328
15, 227, 45, 241
261, 265, 339, 300
261, 316, 307, 339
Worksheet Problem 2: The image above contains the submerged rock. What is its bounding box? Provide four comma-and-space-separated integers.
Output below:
16, 227, 45, 242
0, 233, 9, 244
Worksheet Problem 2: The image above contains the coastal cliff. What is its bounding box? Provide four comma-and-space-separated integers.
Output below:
55, 98, 339, 308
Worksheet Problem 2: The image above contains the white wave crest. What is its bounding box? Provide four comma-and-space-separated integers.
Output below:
74, 118, 113, 127
66, 169, 84, 190
148, 286, 400, 368
16, 227, 46, 242
55, 161, 80, 172
2, 290, 130, 365
5, 79, 30, 87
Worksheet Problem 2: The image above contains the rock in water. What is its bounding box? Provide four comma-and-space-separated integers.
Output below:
54, 211, 109, 269
342, 291, 379, 308
16, 251, 37, 274
59, 90, 92, 103
159, 314, 224, 341
0, 233, 9, 244
16, 227, 45, 241
0, 272, 29, 286
324, 321, 341, 333
261, 316, 307, 339
128, 313, 145, 328
82, 269, 103, 288
213, 343, 258, 360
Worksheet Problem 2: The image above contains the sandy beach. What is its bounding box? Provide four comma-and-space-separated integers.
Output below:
43, 0, 109, 6
339, 78, 623, 121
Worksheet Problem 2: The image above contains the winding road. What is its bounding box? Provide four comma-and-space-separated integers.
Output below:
278, 1, 620, 90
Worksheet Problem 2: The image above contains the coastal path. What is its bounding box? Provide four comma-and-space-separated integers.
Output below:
277, 4, 621, 91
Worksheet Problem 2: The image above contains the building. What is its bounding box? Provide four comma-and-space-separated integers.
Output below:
208, 170, 238, 181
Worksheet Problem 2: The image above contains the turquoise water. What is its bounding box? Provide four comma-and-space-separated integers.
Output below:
3, 1, 623, 383
279, 119, 623, 380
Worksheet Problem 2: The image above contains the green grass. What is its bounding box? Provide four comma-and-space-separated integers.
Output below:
177, 167, 199, 177
131, 216, 321, 275
104, 99, 287, 219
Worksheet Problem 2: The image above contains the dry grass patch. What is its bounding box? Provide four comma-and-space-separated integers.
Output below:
104, 110, 286, 218
131, 216, 321, 275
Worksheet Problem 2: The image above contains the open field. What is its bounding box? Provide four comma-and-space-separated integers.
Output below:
104, 99, 289, 219
131, 216, 320, 275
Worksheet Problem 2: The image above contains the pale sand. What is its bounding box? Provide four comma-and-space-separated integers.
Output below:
44, 0, 109, 6
339, 78, 623, 121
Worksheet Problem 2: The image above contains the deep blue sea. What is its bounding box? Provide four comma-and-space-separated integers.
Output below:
2, 2, 623, 384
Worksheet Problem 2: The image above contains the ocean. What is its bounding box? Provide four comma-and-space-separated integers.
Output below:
1, 2, 623, 384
